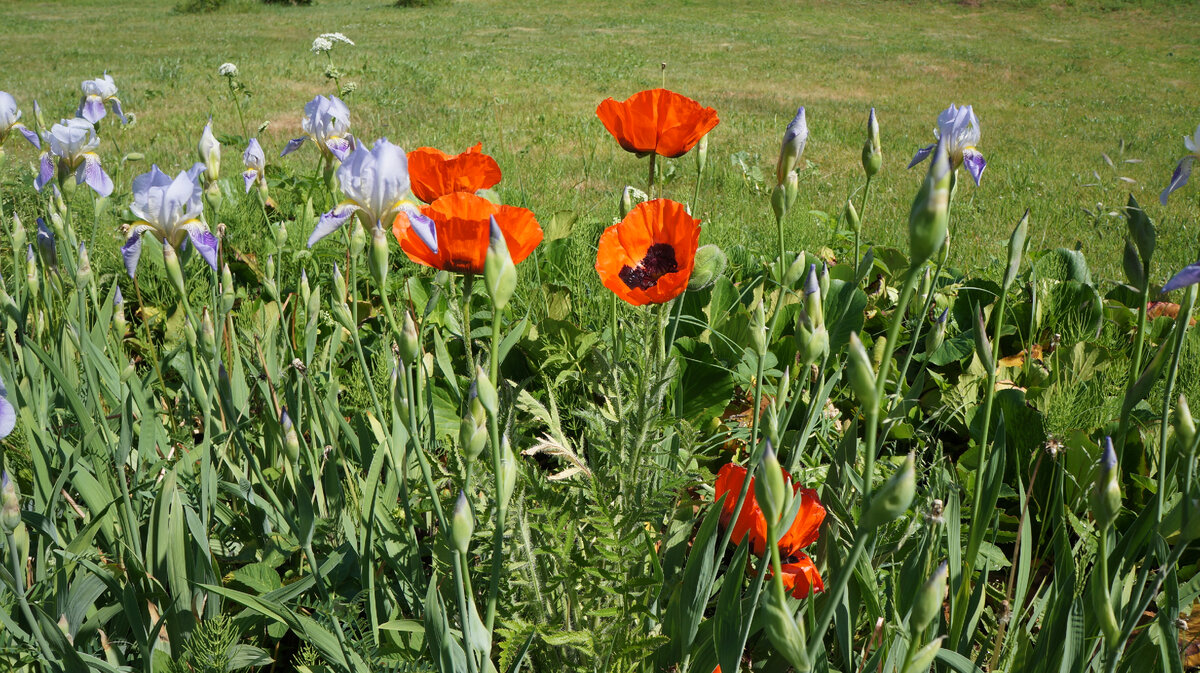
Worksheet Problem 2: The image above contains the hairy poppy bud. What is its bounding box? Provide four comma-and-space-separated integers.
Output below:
695, 133, 709, 177
688, 244, 727, 291
863, 453, 916, 529
76, 243, 92, 288
1174, 394, 1196, 452
451, 491, 473, 554
908, 138, 951, 268
162, 241, 186, 300
845, 199, 861, 235
848, 333, 877, 407
862, 107, 882, 178
1, 471, 20, 532
1090, 437, 1120, 530
475, 365, 498, 418
459, 383, 488, 462
755, 443, 786, 526
281, 408, 300, 465
400, 311, 420, 363
484, 216, 517, 311
910, 561, 947, 631
926, 308, 948, 356
619, 185, 647, 218
776, 106, 807, 186
369, 223, 389, 289
200, 307, 215, 355
498, 437, 518, 511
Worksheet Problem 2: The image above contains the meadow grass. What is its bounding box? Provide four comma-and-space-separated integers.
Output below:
2, 0, 1198, 294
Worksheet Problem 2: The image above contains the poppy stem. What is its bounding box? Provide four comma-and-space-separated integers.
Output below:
648, 152, 657, 194
461, 273, 475, 367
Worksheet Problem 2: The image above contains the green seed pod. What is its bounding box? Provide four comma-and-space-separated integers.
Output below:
162, 241, 186, 301
1090, 437, 1121, 530
484, 216, 517, 311
475, 365, 498, 418
847, 333, 877, 407
400, 310, 420, 363
1174, 394, 1196, 451
845, 199, 861, 235
863, 453, 916, 529
1, 472, 21, 532
861, 108, 882, 178
907, 138, 951, 268
450, 491, 474, 554
369, 224, 389, 289
909, 561, 948, 631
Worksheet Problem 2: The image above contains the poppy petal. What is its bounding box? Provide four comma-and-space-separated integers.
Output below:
394, 192, 540, 274
409, 145, 502, 203
596, 199, 700, 306
596, 89, 719, 158
780, 555, 824, 599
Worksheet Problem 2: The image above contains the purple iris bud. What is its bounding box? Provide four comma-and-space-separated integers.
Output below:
123, 164, 217, 278
804, 263, 819, 296
1100, 436, 1117, 472
37, 118, 112, 197
909, 104, 985, 186
1162, 260, 1200, 294
937, 307, 949, 323
1160, 123, 1199, 205
35, 218, 57, 269
309, 138, 411, 248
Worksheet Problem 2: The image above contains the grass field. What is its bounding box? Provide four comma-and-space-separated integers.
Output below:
2, 0, 1199, 288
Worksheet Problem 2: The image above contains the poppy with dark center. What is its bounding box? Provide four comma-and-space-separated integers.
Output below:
392, 191, 542, 274
407, 143, 502, 204
596, 198, 699, 306
595, 88, 719, 159
714, 463, 826, 599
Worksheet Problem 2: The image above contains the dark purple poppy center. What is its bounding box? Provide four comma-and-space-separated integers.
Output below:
619, 243, 678, 290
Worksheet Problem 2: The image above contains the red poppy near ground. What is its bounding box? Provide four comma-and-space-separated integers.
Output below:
595, 89, 719, 158
407, 143, 502, 204
595, 199, 700, 306
714, 463, 826, 599
392, 192, 542, 274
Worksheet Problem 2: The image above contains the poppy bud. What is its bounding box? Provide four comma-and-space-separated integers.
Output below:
200, 307, 215, 355
76, 243, 92, 288
973, 306, 994, 374
845, 199, 861, 235
863, 453, 916, 529
776, 106, 807, 187
475, 365, 498, 418
910, 561, 947, 631
1003, 209, 1029, 291
198, 119, 221, 182
754, 443, 786, 527
770, 183, 788, 225
349, 220, 367, 258
695, 133, 709, 177
498, 436, 518, 511
162, 241, 186, 301
1090, 437, 1120, 530
400, 310, 420, 363
263, 255, 278, 302
1174, 395, 1195, 452
451, 491, 474, 554
459, 384, 488, 463
281, 408, 300, 465
908, 138, 951, 268
862, 107, 882, 178
619, 185, 647, 218
688, 244, 727, 291
871, 335, 888, 370
369, 224, 389, 289
926, 308, 948, 356
484, 216, 517, 311
752, 299, 768, 357
1, 471, 20, 532
220, 263, 235, 314
848, 333, 877, 407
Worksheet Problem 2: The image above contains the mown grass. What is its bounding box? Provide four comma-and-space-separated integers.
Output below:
1, 0, 1198, 299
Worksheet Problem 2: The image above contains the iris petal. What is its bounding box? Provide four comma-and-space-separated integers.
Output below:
121, 230, 145, 278
18, 124, 39, 149
79, 96, 106, 124
185, 225, 220, 271
1162, 261, 1200, 294
280, 137, 307, 157
962, 148, 986, 186
34, 154, 54, 192
1160, 156, 1194, 206
0, 395, 14, 439
308, 202, 359, 247
907, 143, 936, 169
78, 153, 113, 197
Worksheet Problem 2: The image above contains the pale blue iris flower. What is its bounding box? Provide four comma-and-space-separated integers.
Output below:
1160, 123, 1200, 206
280, 95, 355, 162
34, 118, 113, 197
908, 103, 986, 186
77, 74, 128, 125
121, 164, 218, 277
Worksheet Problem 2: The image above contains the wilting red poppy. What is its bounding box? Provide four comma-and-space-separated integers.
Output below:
407, 143, 502, 204
392, 192, 542, 274
595, 199, 699, 306
714, 463, 826, 599
595, 89, 719, 159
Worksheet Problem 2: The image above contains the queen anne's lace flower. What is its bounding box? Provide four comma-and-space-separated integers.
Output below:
218, 63, 239, 78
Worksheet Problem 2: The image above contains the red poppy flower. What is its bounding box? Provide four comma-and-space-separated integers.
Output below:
407, 143, 502, 204
392, 192, 542, 274
595, 89, 719, 158
714, 463, 826, 599
595, 199, 699, 306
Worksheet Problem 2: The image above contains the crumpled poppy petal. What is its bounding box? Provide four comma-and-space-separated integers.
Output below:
408, 144, 502, 203
596, 89, 719, 158
393, 192, 541, 274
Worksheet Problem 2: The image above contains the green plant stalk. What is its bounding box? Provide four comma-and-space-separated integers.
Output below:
1154, 286, 1195, 523
453, 550, 481, 673
461, 274, 475, 367
863, 265, 922, 502
1116, 259, 1153, 461
855, 175, 872, 269
405, 362, 447, 530
227, 79, 249, 140
5, 531, 55, 661
609, 293, 628, 455
806, 527, 869, 661
648, 152, 657, 195
484, 308, 505, 635
892, 255, 946, 403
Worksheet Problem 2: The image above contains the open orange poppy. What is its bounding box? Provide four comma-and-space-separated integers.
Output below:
595, 89, 719, 159
714, 463, 826, 599
595, 199, 699, 306
407, 143, 502, 204
392, 192, 542, 274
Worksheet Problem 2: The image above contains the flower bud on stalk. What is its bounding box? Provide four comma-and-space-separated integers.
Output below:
281, 408, 300, 465
1003, 209, 1029, 291
275, 221, 288, 249
299, 269, 311, 312
220, 263, 235, 315
804, 265, 823, 327
25, 247, 38, 298
973, 306, 994, 374
784, 170, 800, 215
498, 436, 518, 511
754, 443, 786, 527
263, 255, 278, 302
783, 253, 806, 288
695, 133, 709, 177
1174, 394, 1196, 451
752, 298, 768, 357
200, 307, 215, 355
908, 138, 951, 268
776, 106, 807, 186
203, 181, 222, 215
848, 333, 877, 407
905, 638, 946, 673
845, 199, 861, 236
475, 365, 498, 418
76, 243, 92, 288
113, 286, 128, 338
400, 311, 420, 363
12, 214, 26, 257
162, 241, 186, 301
451, 491, 474, 554
619, 186, 647, 218
459, 383, 488, 462
1, 471, 21, 532
872, 335, 888, 370
926, 308, 948, 356
349, 220, 367, 258
862, 453, 916, 529
819, 262, 829, 298
1090, 437, 1121, 530
198, 119, 221, 183
910, 561, 948, 631
369, 224, 389, 289
862, 107, 882, 178
484, 216, 517, 311
1122, 239, 1144, 290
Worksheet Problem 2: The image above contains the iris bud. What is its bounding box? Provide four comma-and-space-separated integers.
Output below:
76, 243, 92, 288
770, 184, 787, 225
926, 308, 948, 356
484, 216, 517, 311
973, 306, 994, 374
1, 472, 20, 532
908, 138, 951, 268
903, 638, 946, 673
804, 265, 823, 327
451, 491, 473, 554
220, 263, 235, 314
25, 247, 38, 298
910, 561, 948, 631
275, 221, 288, 249
299, 269, 311, 312
819, 262, 829, 298
203, 180, 222, 214
763, 588, 810, 671
400, 310, 420, 363
200, 307, 215, 355
1003, 209, 1029, 291
498, 437, 518, 511
1122, 239, 1144, 290
281, 408, 300, 465
862, 453, 916, 529
349, 220, 367, 258
198, 119, 221, 182
783, 254, 806, 289
784, 170, 800, 215
848, 333, 877, 407
752, 299, 768, 356
113, 286, 128, 338
619, 186, 647, 218
845, 199, 861, 235
1090, 437, 1121, 530
775, 106, 807, 186
12, 214, 26, 256
263, 255, 278, 302
369, 224, 389, 289
1174, 394, 1195, 451
862, 107, 882, 177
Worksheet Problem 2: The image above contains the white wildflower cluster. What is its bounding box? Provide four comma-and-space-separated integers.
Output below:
311, 37, 334, 54
319, 32, 355, 46
218, 63, 239, 78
